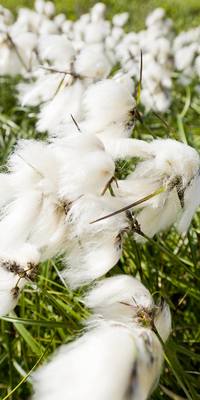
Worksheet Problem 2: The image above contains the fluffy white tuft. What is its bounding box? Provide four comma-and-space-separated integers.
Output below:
37, 80, 84, 133
84, 275, 154, 323
52, 134, 115, 201
84, 275, 172, 341
116, 138, 200, 237
82, 79, 135, 134
32, 275, 171, 400
0, 243, 40, 316
62, 195, 128, 288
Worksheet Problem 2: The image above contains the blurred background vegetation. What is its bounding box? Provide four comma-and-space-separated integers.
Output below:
1, 0, 200, 30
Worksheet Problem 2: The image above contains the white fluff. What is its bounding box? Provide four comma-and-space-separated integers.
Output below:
112, 12, 129, 27
101, 138, 151, 160
74, 44, 112, 80
18, 70, 65, 106
0, 135, 116, 260
0, 139, 66, 258
177, 174, 200, 233
0, 5, 13, 25
84, 275, 154, 323
38, 34, 75, 66
0, 243, 40, 316
145, 8, 166, 27
84, 20, 110, 44
32, 323, 163, 400
82, 79, 136, 137
0, 173, 14, 207
0, 2, 198, 111
32, 275, 171, 400
116, 139, 200, 237
136, 189, 182, 239
0, 31, 38, 75
37, 79, 85, 133
51, 133, 115, 200
63, 195, 128, 288
85, 275, 172, 340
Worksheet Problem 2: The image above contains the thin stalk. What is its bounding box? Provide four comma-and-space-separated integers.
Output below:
90, 187, 165, 224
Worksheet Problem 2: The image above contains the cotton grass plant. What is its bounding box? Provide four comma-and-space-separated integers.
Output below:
0, 1, 199, 400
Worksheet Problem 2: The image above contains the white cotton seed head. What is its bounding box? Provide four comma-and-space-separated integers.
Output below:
63, 195, 128, 287
56, 134, 115, 200
0, 192, 43, 249
61, 20, 73, 34
51, 130, 105, 152
18, 72, 64, 107
0, 268, 24, 316
175, 44, 197, 71
37, 80, 84, 133
7, 139, 59, 195
54, 13, 66, 27
124, 138, 200, 193
65, 194, 126, 239
148, 139, 200, 187
32, 321, 164, 400
112, 12, 129, 27
146, 8, 166, 27
136, 189, 182, 239
32, 307, 167, 400
32, 323, 138, 400
0, 45, 24, 76
111, 26, 124, 41
44, 1, 55, 18
0, 6, 13, 24
59, 151, 115, 200
84, 275, 154, 323
113, 71, 135, 94
28, 195, 66, 260
0, 173, 14, 207
38, 19, 58, 35
90, 3, 106, 20
131, 327, 164, 399
84, 21, 110, 44
83, 79, 135, 132
154, 300, 172, 342
63, 238, 122, 288
153, 91, 171, 113
74, 45, 112, 79
177, 174, 200, 233
101, 138, 151, 160
0, 243, 40, 316
38, 34, 75, 65
0, 243, 40, 268
116, 177, 161, 205
84, 275, 172, 342
1, 139, 67, 256
35, 0, 45, 14
116, 139, 200, 236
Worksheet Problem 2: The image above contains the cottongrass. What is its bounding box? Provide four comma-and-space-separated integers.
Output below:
2, 3, 199, 398
32, 275, 171, 400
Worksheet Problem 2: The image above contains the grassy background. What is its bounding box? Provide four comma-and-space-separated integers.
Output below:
1, 0, 200, 30
0, 1, 200, 399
